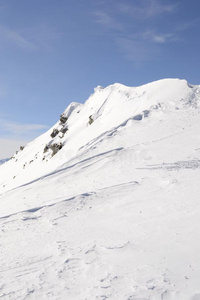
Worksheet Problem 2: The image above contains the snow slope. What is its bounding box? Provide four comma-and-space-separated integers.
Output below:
0, 78, 200, 299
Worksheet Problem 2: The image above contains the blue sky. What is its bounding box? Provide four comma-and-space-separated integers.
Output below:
0, 0, 200, 158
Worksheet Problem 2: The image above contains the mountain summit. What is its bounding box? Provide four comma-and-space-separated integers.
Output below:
0, 78, 200, 299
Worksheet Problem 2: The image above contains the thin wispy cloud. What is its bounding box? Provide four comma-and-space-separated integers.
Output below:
116, 38, 147, 62
22, 22, 62, 52
93, 0, 180, 63
146, 0, 177, 17
0, 25, 37, 51
0, 138, 29, 158
0, 119, 48, 138
0, 119, 48, 158
116, 37, 158, 63
94, 11, 122, 30
142, 31, 177, 44
117, 0, 177, 18
175, 18, 200, 32
0, 22, 62, 53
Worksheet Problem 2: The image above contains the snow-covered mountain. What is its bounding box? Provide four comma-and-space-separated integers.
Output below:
1, 78, 200, 300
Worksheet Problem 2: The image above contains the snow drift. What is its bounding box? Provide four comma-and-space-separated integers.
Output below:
0, 78, 200, 300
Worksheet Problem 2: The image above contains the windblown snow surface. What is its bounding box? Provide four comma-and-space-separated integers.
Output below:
0, 79, 200, 300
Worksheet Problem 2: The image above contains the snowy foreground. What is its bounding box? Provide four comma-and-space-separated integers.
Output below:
0, 79, 200, 300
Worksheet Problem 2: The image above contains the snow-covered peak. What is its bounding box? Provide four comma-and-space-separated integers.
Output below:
0, 78, 199, 194
1, 78, 200, 299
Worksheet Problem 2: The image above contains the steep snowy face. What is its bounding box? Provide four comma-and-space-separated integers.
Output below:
0, 78, 199, 194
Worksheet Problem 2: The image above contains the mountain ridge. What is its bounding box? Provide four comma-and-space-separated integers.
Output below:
1, 78, 199, 192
